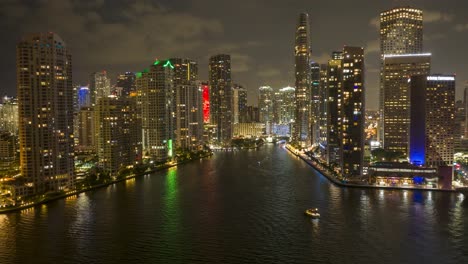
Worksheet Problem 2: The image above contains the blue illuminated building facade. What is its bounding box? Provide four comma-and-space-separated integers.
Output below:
410, 75, 456, 168
78, 86, 91, 109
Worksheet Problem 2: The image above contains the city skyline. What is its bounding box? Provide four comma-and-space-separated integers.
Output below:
1, 0, 467, 108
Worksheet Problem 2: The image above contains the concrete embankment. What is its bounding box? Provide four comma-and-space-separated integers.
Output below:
284, 145, 456, 193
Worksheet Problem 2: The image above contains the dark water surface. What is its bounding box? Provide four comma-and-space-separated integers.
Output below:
1, 145, 467, 263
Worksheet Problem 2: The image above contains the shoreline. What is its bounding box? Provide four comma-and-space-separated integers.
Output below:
284, 145, 457, 193
0, 153, 213, 214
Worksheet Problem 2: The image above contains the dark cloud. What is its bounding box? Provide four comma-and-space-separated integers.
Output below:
1, 0, 467, 108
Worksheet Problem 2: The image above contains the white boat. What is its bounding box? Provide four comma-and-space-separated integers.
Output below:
305, 208, 320, 219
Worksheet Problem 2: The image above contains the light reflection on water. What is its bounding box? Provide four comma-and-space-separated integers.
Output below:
0, 145, 466, 263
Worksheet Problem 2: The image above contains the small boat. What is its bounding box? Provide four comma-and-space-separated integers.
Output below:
305, 208, 320, 219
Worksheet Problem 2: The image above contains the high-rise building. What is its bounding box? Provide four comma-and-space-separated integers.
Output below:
380, 7, 423, 55
277, 86, 295, 124
0, 131, 17, 170
232, 84, 247, 124
115, 72, 136, 97
246, 106, 260, 123
77, 86, 91, 109
76, 107, 95, 152
258, 86, 274, 134
201, 82, 210, 124
379, 7, 423, 139
340, 47, 365, 177
90, 71, 111, 106
17, 32, 74, 194
294, 13, 312, 144
326, 52, 343, 165
409, 75, 455, 167
209, 54, 232, 143
170, 58, 203, 149
382, 53, 431, 155
318, 64, 328, 154
95, 96, 141, 174
310, 62, 321, 145
0, 96, 18, 135
137, 59, 174, 162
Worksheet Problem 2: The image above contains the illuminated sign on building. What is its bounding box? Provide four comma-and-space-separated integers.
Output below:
202, 84, 210, 123
383, 53, 431, 58
427, 76, 455, 81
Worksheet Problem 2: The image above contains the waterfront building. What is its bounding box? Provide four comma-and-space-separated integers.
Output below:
0, 97, 18, 135
76, 107, 95, 153
95, 96, 142, 175
326, 52, 342, 166
382, 53, 431, 155
310, 62, 321, 145
233, 123, 265, 138
258, 86, 274, 134
245, 106, 260, 123
232, 84, 247, 124
340, 46, 365, 177
294, 13, 312, 145
137, 59, 174, 162
379, 7, 423, 141
454, 99, 465, 151
209, 54, 233, 143
115, 72, 136, 97
17, 32, 74, 194
368, 162, 438, 187
0, 132, 17, 171
273, 91, 281, 125
170, 58, 203, 149
89, 71, 111, 106
410, 75, 455, 167
318, 64, 328, 154
277, 86, 295, 125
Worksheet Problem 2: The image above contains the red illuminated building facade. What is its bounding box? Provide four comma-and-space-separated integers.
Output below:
201, 82, 210, 123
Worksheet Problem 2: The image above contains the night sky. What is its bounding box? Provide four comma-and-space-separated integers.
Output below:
1, 0, 467, 109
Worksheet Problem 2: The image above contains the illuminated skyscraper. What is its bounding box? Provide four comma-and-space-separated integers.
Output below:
209, 54, 232, 143
0, 97, 18, 135
17, 32, 74, 194
311, 62, 321, 145
259, 86, 274, 134
379, 7, 423, 139
90, 71, 111, 106
76, 107, 95, 152
410, 75, 455, 167
340, 46, 365, 177
326, 52, 343, 165
382, 54, 431, 155
137, 59, 174, 161
318, 64, 328, 154
170, 58, 203, 149
294, 13, 312, 145
277, 86, 295, 125
201, 82, 210, 123
380, 7, 423, 55
95, 96, 141, 174
77, 86, 91, 109
232, 84, 247, 124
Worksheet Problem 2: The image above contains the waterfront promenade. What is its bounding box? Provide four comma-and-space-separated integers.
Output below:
0, 154, 213, 214
285, 144, 458, 193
